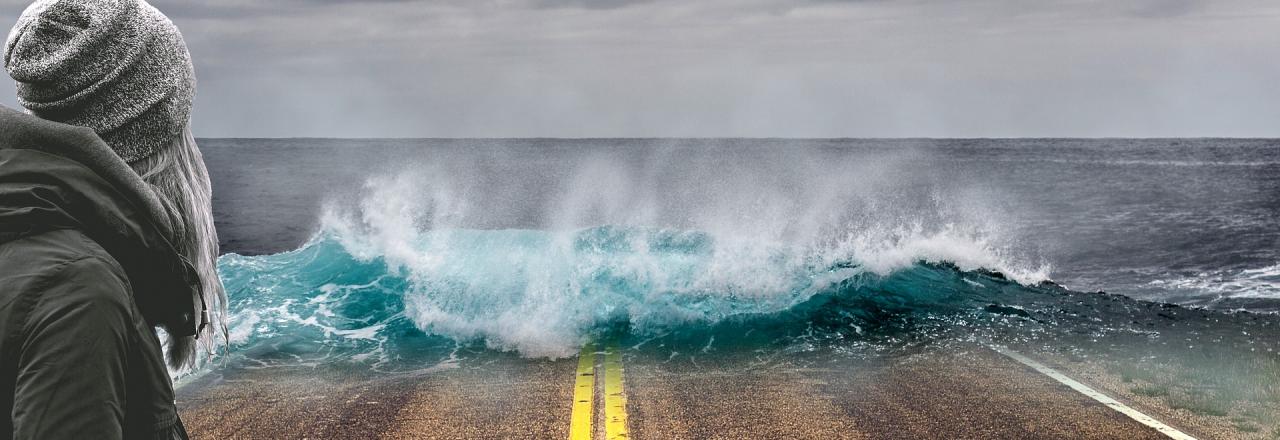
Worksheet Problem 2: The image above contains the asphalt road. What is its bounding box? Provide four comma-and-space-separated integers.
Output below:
624, 349, 1171, 439
176, 346, 1183, 439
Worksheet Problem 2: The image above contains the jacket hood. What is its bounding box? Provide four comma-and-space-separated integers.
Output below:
0, 104, 202, 337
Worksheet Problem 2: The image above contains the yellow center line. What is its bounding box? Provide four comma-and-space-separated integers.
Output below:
569, 343, 596, 440
604, 342, 629, 440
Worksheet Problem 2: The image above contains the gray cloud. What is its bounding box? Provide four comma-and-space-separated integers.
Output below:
1127, 0, 1203, 18
2, 0, 1279, 137
531, 0, 654, 10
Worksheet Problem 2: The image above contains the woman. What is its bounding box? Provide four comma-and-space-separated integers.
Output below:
0, 0, 225, 438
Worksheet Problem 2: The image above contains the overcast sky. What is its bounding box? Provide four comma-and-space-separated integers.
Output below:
2, 0, 1279, 138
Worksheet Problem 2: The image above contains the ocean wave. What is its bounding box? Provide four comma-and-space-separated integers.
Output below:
213, 162, 1059, 366
215, 221, 1057, 366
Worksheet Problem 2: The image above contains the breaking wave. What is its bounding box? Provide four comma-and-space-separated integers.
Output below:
218, 223, 1048, 359
212, 159, 1072, 368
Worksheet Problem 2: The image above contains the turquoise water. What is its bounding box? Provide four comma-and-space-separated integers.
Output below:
216, 222, 1078, 370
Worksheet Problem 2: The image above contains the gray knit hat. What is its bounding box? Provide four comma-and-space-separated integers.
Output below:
4, 0, 195, 163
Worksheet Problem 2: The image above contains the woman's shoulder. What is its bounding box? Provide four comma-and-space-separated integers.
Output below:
0, 229, 130, 305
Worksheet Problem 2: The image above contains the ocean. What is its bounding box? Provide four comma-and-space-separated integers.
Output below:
199, 138, 1280, 370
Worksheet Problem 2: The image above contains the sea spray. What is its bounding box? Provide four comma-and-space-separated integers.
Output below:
212, 202, 1053, 369
209, 145, 1065, 368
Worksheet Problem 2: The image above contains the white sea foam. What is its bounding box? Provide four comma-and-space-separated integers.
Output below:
310, 148, 1050, 357
1147, 263, 1280, 300
227, 312, 261, 345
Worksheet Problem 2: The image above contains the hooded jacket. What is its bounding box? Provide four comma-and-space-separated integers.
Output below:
0, 104, 199, 439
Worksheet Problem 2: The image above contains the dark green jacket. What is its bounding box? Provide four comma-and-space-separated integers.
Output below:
0, 105, 200, 439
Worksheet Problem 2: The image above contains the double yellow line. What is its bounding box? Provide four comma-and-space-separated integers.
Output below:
569, 341, 629, 440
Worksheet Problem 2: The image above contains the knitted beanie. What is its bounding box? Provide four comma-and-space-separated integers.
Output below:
4, 0, 195, 163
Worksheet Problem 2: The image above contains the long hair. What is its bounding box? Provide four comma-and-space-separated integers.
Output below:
129, 124, 226, 369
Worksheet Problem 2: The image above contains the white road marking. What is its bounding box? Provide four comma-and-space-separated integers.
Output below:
993, 347, 1198, 440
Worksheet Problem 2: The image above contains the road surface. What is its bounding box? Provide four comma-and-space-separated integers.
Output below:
177, 344, 1197, 439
